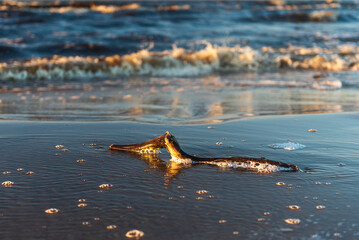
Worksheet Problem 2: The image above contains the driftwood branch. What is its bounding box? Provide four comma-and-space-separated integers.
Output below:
109, 131, 298, 171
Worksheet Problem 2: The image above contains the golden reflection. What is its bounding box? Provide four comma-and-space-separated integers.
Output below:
207, 102, 223, 118
117, 152, 190, 184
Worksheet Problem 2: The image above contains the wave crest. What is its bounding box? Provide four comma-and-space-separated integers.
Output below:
1, 43, 359, 81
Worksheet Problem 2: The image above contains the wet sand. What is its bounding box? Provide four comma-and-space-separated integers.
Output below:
1, 71, 359, 123
1, 113, 358, 239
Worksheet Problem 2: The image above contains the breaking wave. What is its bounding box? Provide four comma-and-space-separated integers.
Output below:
1, 43, 359, 81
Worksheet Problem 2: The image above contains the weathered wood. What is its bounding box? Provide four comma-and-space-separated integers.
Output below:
109, 131, 298, 171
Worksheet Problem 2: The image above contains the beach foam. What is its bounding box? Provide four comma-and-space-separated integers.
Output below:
268, 142, 306, 151
1, 43, 358, 81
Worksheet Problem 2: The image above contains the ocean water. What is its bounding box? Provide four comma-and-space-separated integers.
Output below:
1, 0, 359, 122
1, 1, 359, 240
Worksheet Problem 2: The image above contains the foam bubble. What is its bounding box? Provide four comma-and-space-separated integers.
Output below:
99, 183, 113, 189
125, 229, 144, 238
268, 142, 306, 151
107, 225, 117, 230
45, 208, 59, 214
196, 190, 208, 195
284, 218, 301, 225
1, 181, 14, 187
287, 205, 301, 210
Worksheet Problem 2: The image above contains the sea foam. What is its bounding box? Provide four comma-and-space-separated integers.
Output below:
268, 142, 306, 151
1, 43, 359, 81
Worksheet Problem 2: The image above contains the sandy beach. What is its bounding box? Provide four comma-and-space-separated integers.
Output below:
1, 113, 359, 239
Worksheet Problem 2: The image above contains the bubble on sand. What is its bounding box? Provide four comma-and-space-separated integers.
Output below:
284, 218, 301, 225
196, 190, 208, 195
2, 181, 14, 187
268, 142, 305, 151
45, 208, 59, 214
126, 229, 144, 238
107, 225, 117, 230
26, 171, 35, 175
77, 159, 86, 163
55, 145, 64, 149
276, 182, 285, 186
316, 205, 326, 210
99, 183, 113, 189
287, 205, 301, 210
78, 203, 87, 208
2, 171, 11, 175
218, 220, 227, 224
308, 129, 318, 132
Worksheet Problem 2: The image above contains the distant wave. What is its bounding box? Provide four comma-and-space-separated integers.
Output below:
263, 10, 339, 23
2, 0, 355, 23
1, 43, 359, 81
0, 1, 192, 13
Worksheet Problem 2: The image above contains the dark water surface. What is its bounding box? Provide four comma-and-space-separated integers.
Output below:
1, 0, 359, 81
1, 113, 359, 239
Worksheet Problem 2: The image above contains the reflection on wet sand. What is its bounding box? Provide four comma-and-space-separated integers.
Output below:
0, 72, 359, 122
112, 151, 190, 184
